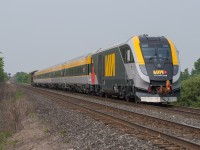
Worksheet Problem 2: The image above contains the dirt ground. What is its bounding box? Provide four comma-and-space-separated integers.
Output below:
6, 114, 70, 150
0, 83, 70, 150
0, 83, 157, 150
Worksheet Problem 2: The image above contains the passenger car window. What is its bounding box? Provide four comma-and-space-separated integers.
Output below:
119, 45, 134, 63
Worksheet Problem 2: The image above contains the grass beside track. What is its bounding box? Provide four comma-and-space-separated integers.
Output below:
0, 131, 11, 150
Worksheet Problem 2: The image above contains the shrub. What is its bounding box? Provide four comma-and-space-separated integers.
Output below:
178, 74, 200, 107
0, 131, 11, 150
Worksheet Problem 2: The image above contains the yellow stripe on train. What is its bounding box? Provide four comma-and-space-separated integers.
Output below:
167, 39, 179, 65
105, 53, 115, 77
132, 36, 145, 65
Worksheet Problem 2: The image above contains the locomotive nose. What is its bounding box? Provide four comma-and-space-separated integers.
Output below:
152, 57, 166, 69
149, 80, 171, 95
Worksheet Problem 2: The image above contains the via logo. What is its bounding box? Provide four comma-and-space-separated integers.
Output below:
153, 70, 167, 75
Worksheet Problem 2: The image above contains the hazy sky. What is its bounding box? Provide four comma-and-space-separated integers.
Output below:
0, 0, 200, 75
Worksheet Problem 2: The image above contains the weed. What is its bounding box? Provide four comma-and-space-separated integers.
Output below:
59, 129, 67, 136
7, 140, 18, 147
15, 90, 23, 101
44, 128, 49, 133
29, 113, 35, 119
0, 131, 12, 150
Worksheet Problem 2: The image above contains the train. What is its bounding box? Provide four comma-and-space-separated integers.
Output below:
31, 35, 180, 103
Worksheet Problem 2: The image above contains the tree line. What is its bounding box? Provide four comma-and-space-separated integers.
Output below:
12, 72, 31, 84
0, 56, 29, 83
178, 58, 200, 107
0, 56, 9, 82
0, 55, 30, 83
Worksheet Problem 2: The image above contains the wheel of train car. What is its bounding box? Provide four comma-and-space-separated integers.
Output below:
133, 87, 140, 103
105, 93, 111, 98
134, 95, 141, 103
99, 92, 105, 97
125, 95, 130, 102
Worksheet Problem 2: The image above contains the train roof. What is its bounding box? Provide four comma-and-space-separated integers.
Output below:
35, 53, 92, 76
94, 39, 130, 54
94, 35, 169, 54
62, 53, 92, 64
34, 35, 136, 76
34, 35, 167, 76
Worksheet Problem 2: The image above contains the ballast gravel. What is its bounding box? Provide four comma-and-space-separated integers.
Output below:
24, 90, 159, 150
58, 91, 200, 128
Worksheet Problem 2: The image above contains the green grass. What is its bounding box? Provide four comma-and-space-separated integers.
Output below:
172, 97, 200, 108
7, 140, 18, 147
0, 131, 12, 150
29, 113, 35, 119
59, 129, 67, 136
15, 90, 23, 101
44, 128, 49, 134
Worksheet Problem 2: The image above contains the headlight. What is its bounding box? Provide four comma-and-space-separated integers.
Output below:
173, 65, 179, 76
139, 65, 148, 75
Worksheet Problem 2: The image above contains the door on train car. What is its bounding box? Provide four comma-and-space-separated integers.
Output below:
101, 47, 127, 94
97, 55, 103, 85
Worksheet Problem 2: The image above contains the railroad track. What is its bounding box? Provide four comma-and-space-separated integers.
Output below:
19, 84, 200, 119
136, 105, 200, 122
158, 104, 200, 117
19, 84, 200, 150
58, 90, 200, 119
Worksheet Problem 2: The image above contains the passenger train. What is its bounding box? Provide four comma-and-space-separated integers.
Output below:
31, 35, 180, 103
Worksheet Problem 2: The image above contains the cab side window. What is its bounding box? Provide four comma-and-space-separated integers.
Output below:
119, 45, 134, 63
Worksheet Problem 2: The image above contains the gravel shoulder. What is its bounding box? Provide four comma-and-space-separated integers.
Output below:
3, 84, 159, 150
54, 90, 200, 128
23, 89, 159, 150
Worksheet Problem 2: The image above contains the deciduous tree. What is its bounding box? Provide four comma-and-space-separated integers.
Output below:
0, 57, 4, 82
178, 74, 200, 107
191, 58, 200, 76
180, 68, 190, 81
13, 72, 31, 84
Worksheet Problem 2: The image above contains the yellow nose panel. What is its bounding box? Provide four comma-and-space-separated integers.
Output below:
167, 39, 179, 65
132, 37, 145, 65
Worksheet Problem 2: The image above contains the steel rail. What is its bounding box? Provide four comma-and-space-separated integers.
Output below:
19, 84, 200, 150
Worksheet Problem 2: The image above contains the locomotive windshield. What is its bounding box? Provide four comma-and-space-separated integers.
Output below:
141, 43, 172, 62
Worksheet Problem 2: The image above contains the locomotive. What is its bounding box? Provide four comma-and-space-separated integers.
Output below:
31, 35, 180, 103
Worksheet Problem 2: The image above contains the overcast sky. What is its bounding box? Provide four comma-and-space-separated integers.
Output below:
0, 0, 200, 75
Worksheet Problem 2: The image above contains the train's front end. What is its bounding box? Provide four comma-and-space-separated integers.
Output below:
129, 35, 180, 103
